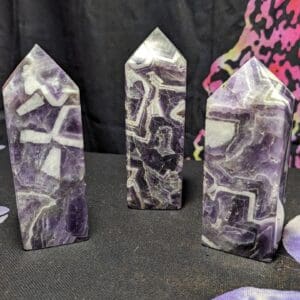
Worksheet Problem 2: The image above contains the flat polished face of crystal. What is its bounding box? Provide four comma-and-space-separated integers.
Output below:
3, 45, 88, 250
125, 28, 186, 209
202, 57, 295, 262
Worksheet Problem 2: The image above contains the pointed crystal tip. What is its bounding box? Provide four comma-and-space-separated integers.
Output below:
32, 43, 43, 52
238, 56, 283, 85
126, 27, 186, 68
207, 55, 295, 113
145, 27, 172, 47
27, 44, 50, 60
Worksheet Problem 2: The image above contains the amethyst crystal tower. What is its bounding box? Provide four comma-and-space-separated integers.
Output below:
3, 45, 88, 250
125, 28, 186, 209
202, 57, 294, 262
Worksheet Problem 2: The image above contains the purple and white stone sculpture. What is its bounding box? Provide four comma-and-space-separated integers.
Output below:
125, 28, 186, 209
3, 45, 88, 250
202, 57, 295, 262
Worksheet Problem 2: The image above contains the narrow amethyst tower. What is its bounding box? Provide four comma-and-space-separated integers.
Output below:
3, 45, 88, 250
202, 57, 295, 262
125, 28, 186, 209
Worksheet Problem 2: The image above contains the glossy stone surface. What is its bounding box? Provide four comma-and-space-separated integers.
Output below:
283, 215, 300, 264
202, 57, 295, 262
214, 287, 300, 300
3, 45, 88, 250
125, 28, 186, 209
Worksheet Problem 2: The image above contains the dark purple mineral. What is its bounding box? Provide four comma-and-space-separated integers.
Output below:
202, 57, 295, 262
125, 28, 186, 209
3, 45, 88, 250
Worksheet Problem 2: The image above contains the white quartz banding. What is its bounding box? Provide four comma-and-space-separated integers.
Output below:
41, 147, 62, 179
17, 93, 45, 116
20, 105, 83, 149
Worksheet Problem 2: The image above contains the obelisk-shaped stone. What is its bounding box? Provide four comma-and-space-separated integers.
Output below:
125, 28, 186, 209
3, 45, 88, 250
202, 57, 295, 262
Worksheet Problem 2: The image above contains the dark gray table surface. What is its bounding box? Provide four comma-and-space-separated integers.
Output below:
0, 149, 299, 299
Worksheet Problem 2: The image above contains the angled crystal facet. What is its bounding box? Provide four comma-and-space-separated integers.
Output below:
125, 28, 186, 209
3, 45, 88, 250
202, 57, 295, 262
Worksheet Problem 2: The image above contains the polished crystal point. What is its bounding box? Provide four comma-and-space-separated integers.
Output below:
3, 45, 88, 250
125, 28, 186, 209
202, 57, 295, 262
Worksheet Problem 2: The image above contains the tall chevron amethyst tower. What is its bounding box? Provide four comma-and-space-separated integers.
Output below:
202, 57, 295, 262
3, 45, 88, 250
125, 28, 186, 209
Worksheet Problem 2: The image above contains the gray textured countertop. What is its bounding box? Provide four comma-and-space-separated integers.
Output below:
0, 150, 299, 299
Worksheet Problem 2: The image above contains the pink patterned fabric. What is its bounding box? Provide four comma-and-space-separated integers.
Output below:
194, 0, 300, 167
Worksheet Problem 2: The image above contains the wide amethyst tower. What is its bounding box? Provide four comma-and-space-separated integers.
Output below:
125, 28, 186, 209
202, 57, 295, 262
3, 45, 88, 250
